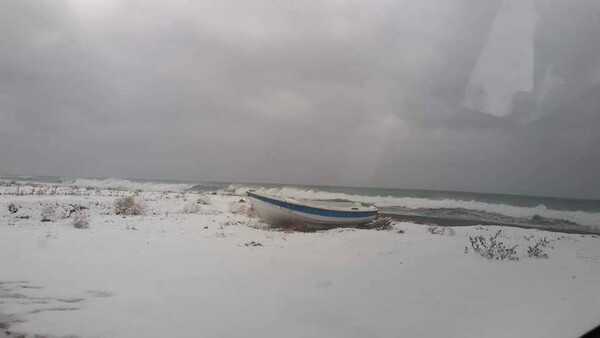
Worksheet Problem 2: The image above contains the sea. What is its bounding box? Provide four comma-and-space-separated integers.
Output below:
2, 174, 599, 234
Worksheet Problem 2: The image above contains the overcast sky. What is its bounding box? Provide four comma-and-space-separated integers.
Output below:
1, 0, 599, 198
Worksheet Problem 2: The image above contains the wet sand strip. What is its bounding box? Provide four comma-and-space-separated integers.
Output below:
381, 212, 600, 235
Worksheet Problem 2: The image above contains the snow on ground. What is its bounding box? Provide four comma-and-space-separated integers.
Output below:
1, 182, 599, 338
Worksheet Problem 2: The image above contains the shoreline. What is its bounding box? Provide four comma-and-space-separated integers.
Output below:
381, 212, 600, 236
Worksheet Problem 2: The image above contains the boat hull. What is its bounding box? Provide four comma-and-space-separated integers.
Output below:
247, 192, 377, 227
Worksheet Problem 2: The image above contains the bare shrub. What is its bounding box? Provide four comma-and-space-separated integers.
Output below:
41, 205, 56, 222
528, 237, 550, 259
229, 200, 252, 215
182, 201, 201, 214
114, 196, 144, 216
8, 203, 18, 214
428, 225, 455, 236
65, 204, 88, 218
359, 217, 394, 231
72, 211, 90, 229
469, 230, 519, 261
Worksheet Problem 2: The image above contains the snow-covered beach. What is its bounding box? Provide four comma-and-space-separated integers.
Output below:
1, 180, 599, 338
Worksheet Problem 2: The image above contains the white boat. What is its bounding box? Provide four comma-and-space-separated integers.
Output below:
247, 191, 378, 228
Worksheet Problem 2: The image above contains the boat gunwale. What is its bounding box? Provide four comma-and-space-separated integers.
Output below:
247, 191, 378, 216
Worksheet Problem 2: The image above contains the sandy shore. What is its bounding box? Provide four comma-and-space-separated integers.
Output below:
1, 181, 599, 337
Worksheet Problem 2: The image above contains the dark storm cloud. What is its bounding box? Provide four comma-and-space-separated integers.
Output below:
1, 0, 599, 198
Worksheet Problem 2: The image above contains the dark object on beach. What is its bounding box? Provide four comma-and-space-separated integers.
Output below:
66, 204, 88, 217
210, 192, 217, 195
248, 191, 377, 228
238, 199, 245, 203
244, 241, 263, 247
397, 229, 405, 234
204, 226, 208, 229
8, 203, 18, 214
16, 215, 30, 220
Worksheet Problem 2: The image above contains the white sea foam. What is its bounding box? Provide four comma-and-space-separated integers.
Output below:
231, 185, 600, 227
68, 178, 194, 192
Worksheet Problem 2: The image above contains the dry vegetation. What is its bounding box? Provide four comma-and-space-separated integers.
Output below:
182, 201, 201, 214
358, 217, 394, 231
229, 199, 252, 215
468, 230, 519, 261
40, 205, 56, 222
72, 211, 90, 229
276, 221, 316, 233
427, 225, 455, 236
114, 196, 144, 216
527, 237, 550, 258
0, 181, 144, 197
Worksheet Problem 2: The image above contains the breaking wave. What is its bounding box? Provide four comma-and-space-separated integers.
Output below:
67, 178, 195, 192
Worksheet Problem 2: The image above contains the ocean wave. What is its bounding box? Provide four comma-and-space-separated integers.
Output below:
68, 178, 194, 192
230, 185, 600, 227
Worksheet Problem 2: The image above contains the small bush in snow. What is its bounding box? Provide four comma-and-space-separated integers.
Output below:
8, 203, 18, 214
182, 201, 201, 214
428, 225, 455, 236
72, 211, 90, 229
114, 196, 144, 216
469, 230, 518, 261
527, 237, 550, 259
41, 205, 56, 222
197, 196, 210, 205
65, 204, 88, 218
229, 200, 252, 215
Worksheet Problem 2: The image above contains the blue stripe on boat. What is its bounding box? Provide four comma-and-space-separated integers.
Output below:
248, 192, 377, 218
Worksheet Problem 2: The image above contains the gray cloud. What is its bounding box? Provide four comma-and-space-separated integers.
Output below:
1, 0, 599, 198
